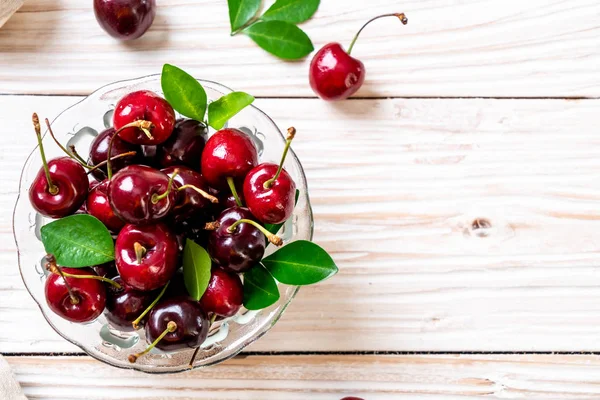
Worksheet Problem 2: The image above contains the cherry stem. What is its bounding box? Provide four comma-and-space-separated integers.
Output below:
128, 321, 177, 363
188, 346, 201, 369
32, 114, 59, 195
152, 169, 179, 204
227, 177, 243, 207
45, 256, 79, 305
132, 281, 170, 330
106, 120, 154, 179
178, 184, 219, 204
227, 219, 283, 246
134, 242, 147, 265
86, 151, 138, 175
44, 257, 122, 290
204, 221, 220, 231
264, 127, 296, 189
347, 13, 408, 55
43, 118, 90, 169
68, 145, 91, 168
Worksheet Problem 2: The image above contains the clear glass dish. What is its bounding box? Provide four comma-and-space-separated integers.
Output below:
12, 75, 313, 373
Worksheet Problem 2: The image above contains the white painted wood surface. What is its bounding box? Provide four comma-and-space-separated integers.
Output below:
7, 354, 600, 399
0, 0, 599, 97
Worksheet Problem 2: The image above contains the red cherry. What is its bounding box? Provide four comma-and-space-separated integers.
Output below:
94, 0, 156, 41
105, 276, 156, 330
87, 180, 126, 232
108, 165, 178, 225
309, 13, 407, 100
158, 119, 208, 169
113, 90, 176, 145
115, 223, 179, 291
200, 128, 258, 188
199, 268, 243, 317
88, 127, 139, 181
243, 127, 296, 224
45, 267, 106, 323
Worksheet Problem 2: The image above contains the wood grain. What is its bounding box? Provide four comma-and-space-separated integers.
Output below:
0, 0, 23, 28
6, 354, 600, 399
3, 95, 600, 353
0, 0, 599, 97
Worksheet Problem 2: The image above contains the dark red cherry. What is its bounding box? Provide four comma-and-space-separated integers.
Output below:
243, 163, 295, 225
45, 267, 106, 323
158, 119, 208, 169
145, 297, 209, 351
140, 145, 160, 167
162, 166, 216, 227
29, 157, 89, 219
93, 261, 118, 278
199, 268, 243, 317
113, 91, 176, 145
87, 180, 125, 232
105, 276, 155, 330
108, 165, 178, 225
208, 207, 265, 273
309, 13, 407, 101
94, 0, 156, 41
216, 181, 245, 211
88, 128, 139, 181
115, 223, 179, 291
200, 128, 258, 188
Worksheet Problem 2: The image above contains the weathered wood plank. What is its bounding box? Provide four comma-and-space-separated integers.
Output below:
0, 0, 598, 97
3, 96, 600, 353
6, 354, 600, 399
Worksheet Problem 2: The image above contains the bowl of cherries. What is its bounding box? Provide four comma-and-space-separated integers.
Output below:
13, 65, 338, 373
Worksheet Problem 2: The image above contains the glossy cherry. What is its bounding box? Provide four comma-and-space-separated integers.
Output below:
105, 276, 155, 330
28, 114, 88, 219
108, 165, 178, 225
199, 268, 243, 317
88, 128, 139, 180
144, 297, 209, 351
93, 261, 118, 278
162, 166, 217, 228
115, 223, 179, 291
45, 267, 106, 323
87, 180, 125, 232
243, 127, 296, 224
158, 119, 208, 169
94, 0, 156, 40
113, 90, 176, 145
309, 13, 407, 101
208, 207, 280, 273
200, 128, 258, 188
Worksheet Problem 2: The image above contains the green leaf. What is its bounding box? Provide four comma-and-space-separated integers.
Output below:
243, 263, 280, 310
262, 240, 338, 285
40, 215, 114, 268
161, 64, 207, 122
207, 92, 255, 130
228, 0, 261, 32
265, 189, 300, 235
183, 239, 212, 301
244, 21, 314, 60
262, 0, 320, 24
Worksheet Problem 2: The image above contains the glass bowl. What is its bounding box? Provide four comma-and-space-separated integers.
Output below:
12, 75, 313, 373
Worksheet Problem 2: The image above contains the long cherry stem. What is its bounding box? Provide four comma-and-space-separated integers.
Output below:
264, 127, 296, 189
45, 258, 122, 289
347, 13, 408, 55
128, 321, 177, 363
43, 118, 90, 169
132, 281, 170, 330
32, 114, 59, 195
227, 219, 283, 246
106, 120, 154, 179
68, 145, 90, 167
152, 169, 179, 204
45, 256, 79, 305
188, 314, 217, 368
86, 151, 138, 175
227, 177, 243, 207
178, 185, 219, 204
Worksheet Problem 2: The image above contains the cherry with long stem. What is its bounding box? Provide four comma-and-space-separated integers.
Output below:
106, 120, 154, 179
32, 113, 58, 195
347, 13, 408, 55
227, 177, 243, 207
264, 127, 296, 189
44, 118, 91, 169
151, 169, 179, 204
128, 321, 177, 363
45, 255, 122, 289
227, 219, 283, 246
131, 281, 170, 330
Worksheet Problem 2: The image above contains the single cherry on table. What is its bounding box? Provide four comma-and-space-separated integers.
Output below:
94, 0, 156, 41
115, 223, 179, 291
199, 268, 243, 317
309, 13, 408, 100
28, 114, 88, 219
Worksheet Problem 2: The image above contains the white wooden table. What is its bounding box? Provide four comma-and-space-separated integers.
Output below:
2, 1, 600, 398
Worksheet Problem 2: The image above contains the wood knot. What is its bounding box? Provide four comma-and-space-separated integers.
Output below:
470, 218, 492, 237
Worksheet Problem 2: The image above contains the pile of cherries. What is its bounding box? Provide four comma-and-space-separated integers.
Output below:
30, 89, 297, 362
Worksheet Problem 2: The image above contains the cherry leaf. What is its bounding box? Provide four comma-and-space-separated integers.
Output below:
243, 263, 280, 310
228, 0, 261, 32
161, 64, 207, 122
262, 0, 320, 24
207, 91, 255, 130
182, 239, 212, 301
244, 21, 314, 60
